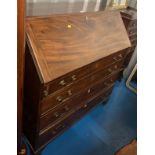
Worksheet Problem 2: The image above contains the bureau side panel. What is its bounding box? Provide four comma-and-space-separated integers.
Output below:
23, 43, 42, 149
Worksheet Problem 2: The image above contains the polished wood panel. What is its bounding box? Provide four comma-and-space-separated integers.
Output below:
23, 44, 42, 148
26, 11, 130, 83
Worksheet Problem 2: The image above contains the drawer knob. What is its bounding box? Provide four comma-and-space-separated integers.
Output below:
43, 90, 48, 97
64, 105, 69, 111
119, 54, 122, 58
59, 80, 66, 86
83, 104, 87, 108
110, 78, 113, 82
132, 23, 136, 26
108, 68, 112, 72
87, 89, 91, 93
129, 31, 133, 34
68, 90, 72, 96
114, 65, 118, 69
56, 96, 62, 102
72, 75, 76, 81
54, 112, 59, 117
113, 57, 119, 61
19, 148, 26, 155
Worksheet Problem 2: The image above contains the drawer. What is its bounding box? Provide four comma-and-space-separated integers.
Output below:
63, 88, 113, 128
76, 88, 113, 114
39, 73, 119, 130
40, 104, 74, 130
40, 61, 123, 113
41, 50, 127, 98
37, 87, 113, 148
38, 121, 67, 148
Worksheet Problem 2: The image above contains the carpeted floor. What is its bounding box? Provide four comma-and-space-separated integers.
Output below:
25, 79, 137, 155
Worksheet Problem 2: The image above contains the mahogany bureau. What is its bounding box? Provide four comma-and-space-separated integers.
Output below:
23, 11, 131, 154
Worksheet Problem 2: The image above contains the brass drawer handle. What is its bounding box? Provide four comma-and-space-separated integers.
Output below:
43, 90, 48, 97
54, 112, 59, 117
113, 54, 122, 61
56, 96, 62, 102
131, 23, 136, 27
72, 75, 76, 81
118, 54, 122, 58
133, 23, 136, 27
110, 78, 113, 82
108, 68, 112, 73
59, 80, 66, 86
108, 65, 117, 73
64, 105, 69, 111
83, 104, 87, 108
67, 90, 72, 96
87, 89, 91, 93
63, 97, 70, 102
113, 57, 120, 61
129, 30, 134, 35
114, 65, 118, 69
19, 148, 26, 155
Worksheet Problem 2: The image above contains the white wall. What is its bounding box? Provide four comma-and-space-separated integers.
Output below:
26, 0, 107, 16
26, 0, 137, 16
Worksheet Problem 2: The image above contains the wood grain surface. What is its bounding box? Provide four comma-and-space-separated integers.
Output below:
26, 11, 131, 83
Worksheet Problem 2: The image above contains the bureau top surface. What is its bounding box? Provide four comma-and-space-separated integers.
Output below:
26, 10, 130, 83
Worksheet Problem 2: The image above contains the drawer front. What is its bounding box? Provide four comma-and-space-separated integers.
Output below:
41, 50, 127, 98
39, 72, 120, 130
40, 61, 123, 114
73, 88, 113, 119
38, 121, 67, 148
37, 87, 113, 148
40, 104, 74, 130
